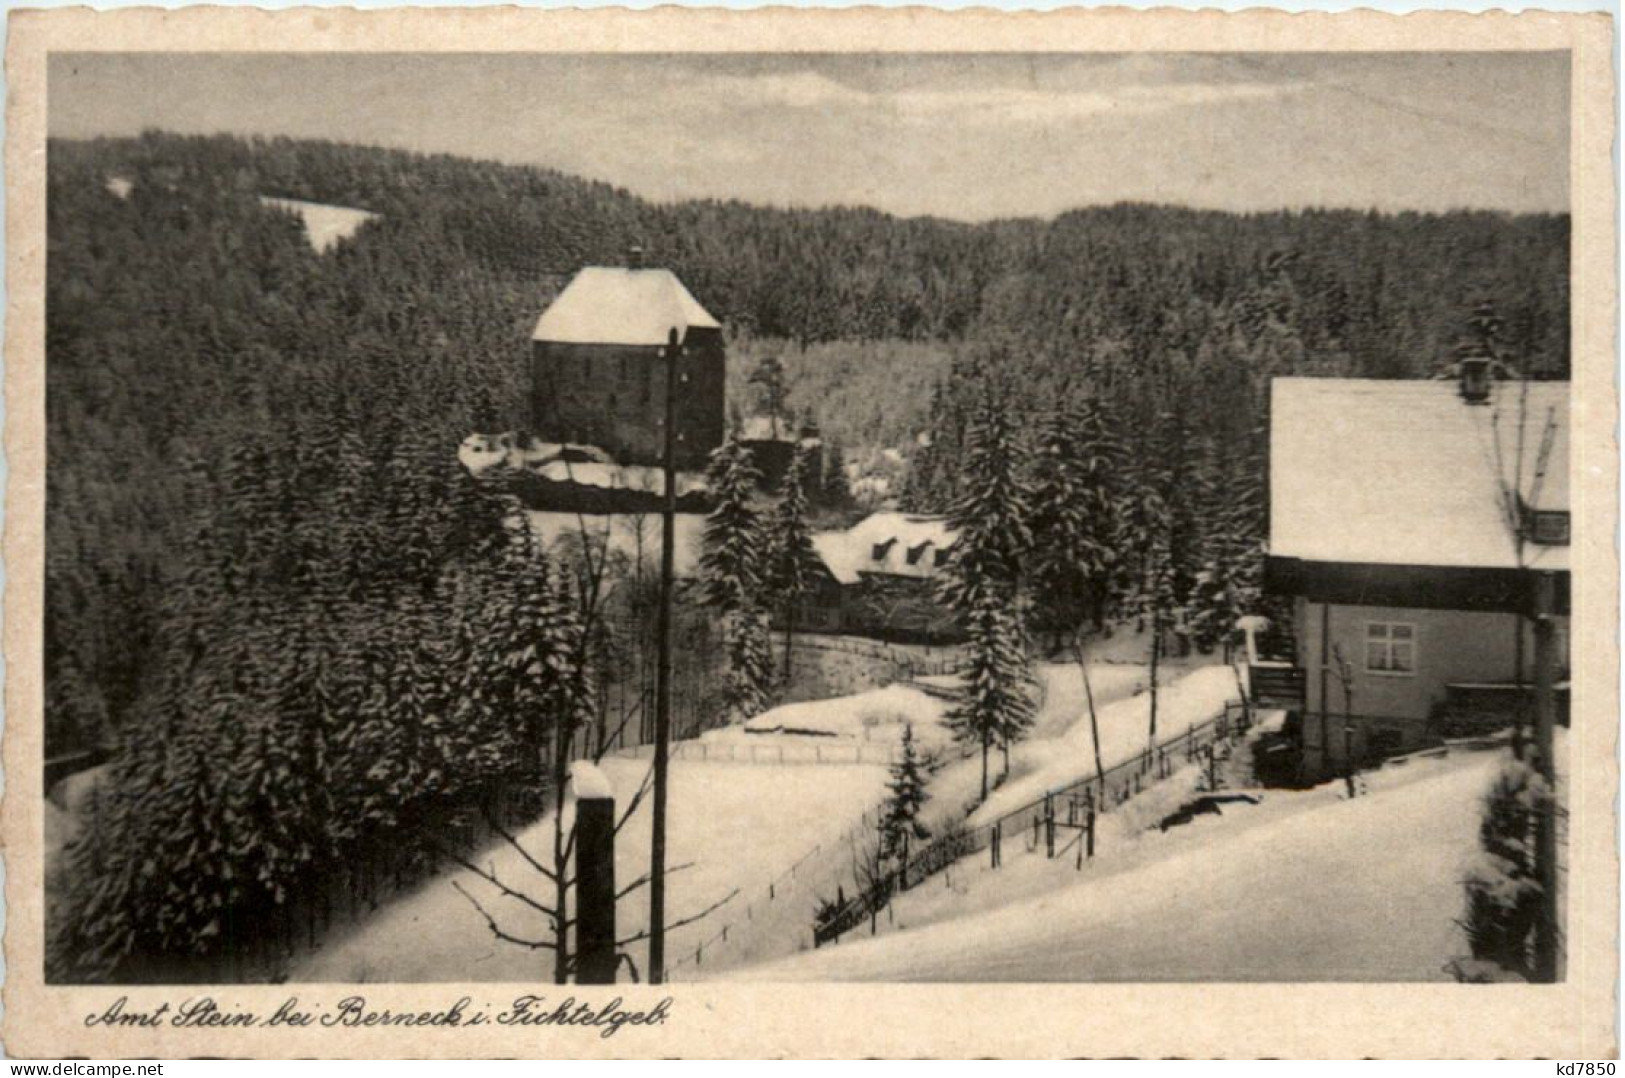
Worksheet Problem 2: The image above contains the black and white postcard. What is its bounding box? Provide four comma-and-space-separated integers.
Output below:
3, 5, 1616, 1059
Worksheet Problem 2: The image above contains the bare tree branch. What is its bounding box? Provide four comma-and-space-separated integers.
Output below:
593, 694, 648, 764
451, 881, 559, 952
479, 803, 558, 884
613, 765, 656, 835
614, 888, 740, 948
435, 845, 561, 920
615, 860, 695, 902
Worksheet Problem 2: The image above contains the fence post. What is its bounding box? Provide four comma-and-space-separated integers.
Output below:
1087, 803, 1096, 860
1044, 796, 1055, 858
571, 763, 617, 985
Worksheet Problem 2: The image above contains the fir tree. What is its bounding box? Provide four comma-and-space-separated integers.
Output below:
940, 390, 1036, 792
939, 392, 1033, 619
820, 440, 853, 511
701, 435, 775, 719
879, 723, 931, 863
721, 608, 775, 721
1028, 396, 1120, 647
700, 435, 766, 617
769, 445, 820, 681
947, 586, 1036, 801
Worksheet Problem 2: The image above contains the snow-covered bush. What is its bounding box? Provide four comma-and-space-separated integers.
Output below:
1454, 759, 1551, 981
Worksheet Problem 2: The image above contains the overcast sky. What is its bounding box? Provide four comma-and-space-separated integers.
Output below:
49, 52, 1569, 221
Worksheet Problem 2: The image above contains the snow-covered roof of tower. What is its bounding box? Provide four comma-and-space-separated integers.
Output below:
812, 512, 958, 585
1269, 377, 1569, 572
532, 267, 720, 347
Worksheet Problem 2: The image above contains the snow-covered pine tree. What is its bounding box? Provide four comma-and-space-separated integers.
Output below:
879, 723, 931, 864
947, 585, 1036, 800
940, 390, 1036, 794
769, 445, 820, 682
939, 392, 1034, 618
1028, 396, 1121, 649
721, 607, 776, 721
821, 439, 853, 511
1187, 429, 1266, 655
701, 435, 775, 720
700, 435, 766, 616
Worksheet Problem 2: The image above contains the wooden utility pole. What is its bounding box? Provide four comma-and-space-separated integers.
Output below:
1532, 570, 1561, 982
649, 327, 680, 984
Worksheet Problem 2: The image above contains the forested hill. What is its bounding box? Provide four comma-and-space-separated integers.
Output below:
47, 132, 1568, 761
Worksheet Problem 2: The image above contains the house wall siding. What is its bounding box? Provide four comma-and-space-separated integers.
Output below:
1294, 599, 1570, 777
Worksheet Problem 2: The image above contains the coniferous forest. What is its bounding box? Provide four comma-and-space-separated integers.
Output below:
45, 131, 1569, 980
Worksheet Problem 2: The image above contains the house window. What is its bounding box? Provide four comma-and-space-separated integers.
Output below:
1365, 622, 1416, 675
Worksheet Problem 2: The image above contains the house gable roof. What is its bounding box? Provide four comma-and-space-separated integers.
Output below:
1269, 377, 1570, 573
532, 267, 721, 347
812, 512, 958, 585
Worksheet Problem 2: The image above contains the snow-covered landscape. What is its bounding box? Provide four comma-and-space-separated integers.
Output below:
41, 53, 1587, 1070
737, 741, 1507, 982
290, 649, 1259, 982
294, 755, 889, 982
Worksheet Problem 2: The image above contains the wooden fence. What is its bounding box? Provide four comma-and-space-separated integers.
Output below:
813, 697, 1252, 948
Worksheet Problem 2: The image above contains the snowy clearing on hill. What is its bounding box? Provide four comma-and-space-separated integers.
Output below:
260, 196, 377, 253
736, 744, 1506, 982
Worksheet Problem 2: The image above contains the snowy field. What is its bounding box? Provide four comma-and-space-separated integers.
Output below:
292, 756, 887, 982
289, 658, 1238, 983
736, 744, 1506, 982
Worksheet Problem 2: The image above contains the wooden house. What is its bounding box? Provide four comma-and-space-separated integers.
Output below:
1257, 372, 1570, 779
794, 512, 961, 641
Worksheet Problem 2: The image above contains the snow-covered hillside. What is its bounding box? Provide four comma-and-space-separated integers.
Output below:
288, 658, 1240, 982
736, 744, 1505, 982
292, 756, 887, 982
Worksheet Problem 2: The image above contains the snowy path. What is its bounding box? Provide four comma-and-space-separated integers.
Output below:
291, 757, 887, 982
735, 747, 1502, 982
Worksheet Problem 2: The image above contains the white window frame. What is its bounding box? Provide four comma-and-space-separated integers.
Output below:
1364, 620, 1418, 677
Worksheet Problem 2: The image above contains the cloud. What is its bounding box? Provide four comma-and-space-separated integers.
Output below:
704, 69, 1302, 126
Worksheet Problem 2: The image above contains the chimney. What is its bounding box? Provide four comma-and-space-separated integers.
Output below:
1459, 356, 1492, 404
628, 244, 646, 270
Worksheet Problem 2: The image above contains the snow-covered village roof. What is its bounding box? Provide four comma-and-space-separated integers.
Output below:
1269, 377, 1570, 572
812, 512, 957, 585
531, 267, 721, 347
